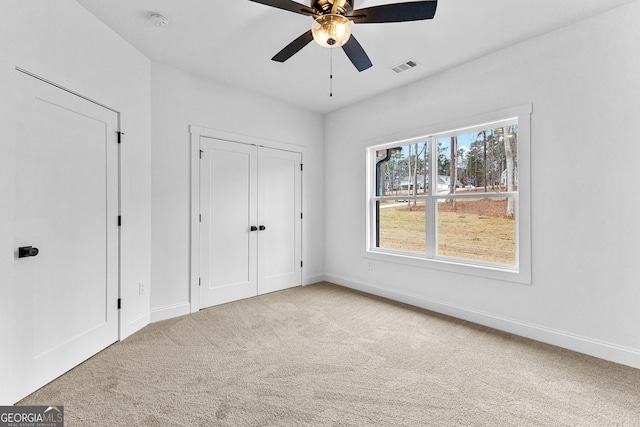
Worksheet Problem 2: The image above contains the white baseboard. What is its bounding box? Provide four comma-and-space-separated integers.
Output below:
304, 273, 326, 286
324, 274, 640, 370
121, 311, 150, 340
150, 302, 191, 323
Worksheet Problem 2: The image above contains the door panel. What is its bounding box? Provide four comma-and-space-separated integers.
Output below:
199, 140, 301, 308
258, 148, 302, 294
13, 72, 119, 400
199, 138, 258, 308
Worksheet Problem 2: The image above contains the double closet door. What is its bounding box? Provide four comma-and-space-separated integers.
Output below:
199, 138, 302, 308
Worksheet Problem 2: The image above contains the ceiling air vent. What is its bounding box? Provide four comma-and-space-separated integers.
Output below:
390, 59, 419, 74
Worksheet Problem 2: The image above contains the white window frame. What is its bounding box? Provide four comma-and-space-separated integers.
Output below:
365, 105, 531, 285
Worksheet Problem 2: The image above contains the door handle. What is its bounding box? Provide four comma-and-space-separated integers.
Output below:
18, 246, 39, 258
250, 226, 258, 231
259, 225, 266, 231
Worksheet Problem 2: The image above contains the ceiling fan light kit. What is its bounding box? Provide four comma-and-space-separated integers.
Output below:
311, 14, 352, 48
248, 0, 437, 72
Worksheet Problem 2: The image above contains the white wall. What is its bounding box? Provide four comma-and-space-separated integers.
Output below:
150, 62, 325, 321
323, 2, 640, 368
1, 0, 636, 407
0, 0, 151, 404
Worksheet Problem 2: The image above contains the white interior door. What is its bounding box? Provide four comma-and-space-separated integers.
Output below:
199, 139, 301, 309
257, 147, 302, 294
12, 72, 119, 401
200, 138, 258, 307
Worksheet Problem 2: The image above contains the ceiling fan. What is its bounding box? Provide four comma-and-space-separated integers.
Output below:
248, 0, 438, 72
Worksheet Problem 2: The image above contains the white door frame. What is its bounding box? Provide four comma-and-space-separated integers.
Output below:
189, 125, 305, 313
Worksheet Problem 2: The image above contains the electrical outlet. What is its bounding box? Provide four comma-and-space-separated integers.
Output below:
139, 281, 145, 295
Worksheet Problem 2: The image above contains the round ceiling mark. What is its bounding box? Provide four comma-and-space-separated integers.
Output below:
149, 13, 170, 28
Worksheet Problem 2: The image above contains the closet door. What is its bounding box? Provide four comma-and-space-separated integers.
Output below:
198, 139, 302, 309
200, 138, 258, 308
257, 147, 302, 294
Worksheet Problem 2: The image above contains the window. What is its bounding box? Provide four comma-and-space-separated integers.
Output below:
366, 106, 531, 283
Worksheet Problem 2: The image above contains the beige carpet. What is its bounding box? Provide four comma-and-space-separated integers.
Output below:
19, 282, 640, 426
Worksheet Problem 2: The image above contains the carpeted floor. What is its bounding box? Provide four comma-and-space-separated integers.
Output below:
18, 282, 640, 426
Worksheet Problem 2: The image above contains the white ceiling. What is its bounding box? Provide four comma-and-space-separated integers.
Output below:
75, 0, 634, 114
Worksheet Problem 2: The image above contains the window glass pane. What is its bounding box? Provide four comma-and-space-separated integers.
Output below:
377, 200, 426, 253
368, 114, 524, 274
438, 125, 518, 194
437, 197, 516, 265
376, 142, 429, 198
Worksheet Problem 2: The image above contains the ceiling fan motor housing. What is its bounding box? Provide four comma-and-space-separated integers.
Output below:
312, 0, 353, 16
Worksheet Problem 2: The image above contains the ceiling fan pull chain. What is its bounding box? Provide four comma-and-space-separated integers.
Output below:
329, 47, 333, 97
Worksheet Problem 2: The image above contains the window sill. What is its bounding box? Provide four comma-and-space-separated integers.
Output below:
364, 249, 531, 285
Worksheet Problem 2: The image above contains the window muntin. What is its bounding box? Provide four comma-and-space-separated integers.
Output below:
369, 118, 521, 271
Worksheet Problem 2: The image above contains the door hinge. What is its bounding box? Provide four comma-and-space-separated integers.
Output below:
301, 212, 303, 219
199, 150, 203, 159
301, 261, 303, 268
300, 164, 303, 171
118, 216, 122, 226
117, 131, 124, 144
199, 277, 201, 287
117, 298, 121, 309
199, 214, 202, 223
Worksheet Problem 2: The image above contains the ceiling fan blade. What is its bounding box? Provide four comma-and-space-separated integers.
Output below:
351, 1, 437, 24
271, 30, 314, 62
247, 0, 317, 17
342, 35, 372, 72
